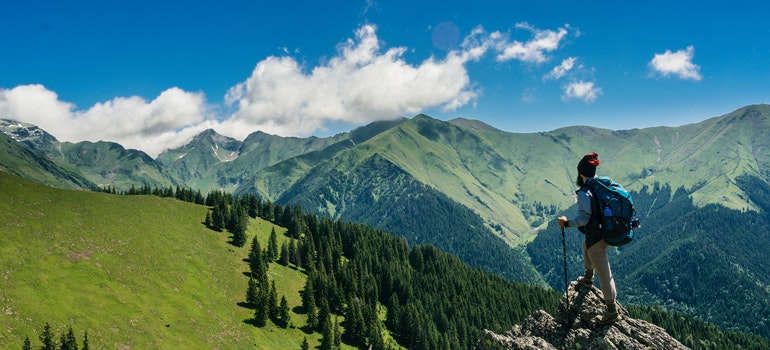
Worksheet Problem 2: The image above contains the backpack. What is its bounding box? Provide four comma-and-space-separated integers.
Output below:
584, 176, 638, 246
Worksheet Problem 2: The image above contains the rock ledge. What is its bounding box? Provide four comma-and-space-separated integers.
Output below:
476, 282, 689, 350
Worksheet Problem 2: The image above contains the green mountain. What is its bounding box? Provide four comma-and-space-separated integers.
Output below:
156, 128, 352, 193
3, 104, 770, 340
0, 119, 179, 191
0, 171, 564, 349
58, 141, 180, 190
3, 171, 766, 350
0, 129, 95, 190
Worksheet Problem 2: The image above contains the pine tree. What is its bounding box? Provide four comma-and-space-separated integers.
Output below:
268, 280, 278, 319
249, 237, 268, 285
280, 240, 290, 266
267, 227, 279, 261
22, 336, 31, 350
253, 287, 269, 327
230, 206, 248, 247
204, 210, 212, 228
246, 276, 258, 307
61, 326, 78, 350
288, 239, 298, 267
333, 316, 341, 350
318, 298, 331, 334
300, 337, 309, 350
81, 331, 89, 350
319, 308, 333, 350
279, 295, 291, 328
39, 322, 56, 350
211, 201, 225, 231
303, 276, 318, 329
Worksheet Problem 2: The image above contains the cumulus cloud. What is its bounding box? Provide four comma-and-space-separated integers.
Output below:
222, 24, 482, 139
649, 46, 702, 80
494, 23, 570, 63
0, 84, 211, 157
544, 57, 578, 80
2, 22, 584, 156
562, 81, 601, 103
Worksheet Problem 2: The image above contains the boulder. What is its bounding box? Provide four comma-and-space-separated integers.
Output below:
476, 281, 689, 350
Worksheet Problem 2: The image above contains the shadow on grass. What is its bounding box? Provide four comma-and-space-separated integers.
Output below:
237, 301, 254, 310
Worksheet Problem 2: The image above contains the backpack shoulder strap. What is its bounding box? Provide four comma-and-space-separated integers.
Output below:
577, 184, 599, 219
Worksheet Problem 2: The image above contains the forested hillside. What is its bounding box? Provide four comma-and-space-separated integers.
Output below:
0, 172, 559, 349
277, 152, 543, 284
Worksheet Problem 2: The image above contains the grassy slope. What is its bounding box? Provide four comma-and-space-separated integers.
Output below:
0, 172, 348, 349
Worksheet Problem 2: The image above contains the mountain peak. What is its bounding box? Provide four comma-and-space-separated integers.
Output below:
449, 117, 501, 132
0, 118, 59, 144
476, 282, 688, 350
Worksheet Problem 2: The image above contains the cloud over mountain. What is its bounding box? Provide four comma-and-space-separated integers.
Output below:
1, 23, 588, 156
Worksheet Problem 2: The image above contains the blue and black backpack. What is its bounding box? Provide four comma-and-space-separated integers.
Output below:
584, 176, 638, 246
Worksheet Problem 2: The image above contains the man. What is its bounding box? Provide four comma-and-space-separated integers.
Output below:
557, 152, 620, 325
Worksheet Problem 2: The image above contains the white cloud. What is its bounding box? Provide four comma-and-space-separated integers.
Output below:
544, 57, 578, 80
0, 84, 211, 157
2, 23, 583, 156
562, 81, 601, 103
649, 46, 702, 81
494, 23, 569, 63
223, 24, 482, 139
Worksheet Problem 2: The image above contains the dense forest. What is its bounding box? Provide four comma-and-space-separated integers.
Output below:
205, 190, 560, 349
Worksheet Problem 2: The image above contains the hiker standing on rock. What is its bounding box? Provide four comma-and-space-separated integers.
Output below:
557, 152, 620, 325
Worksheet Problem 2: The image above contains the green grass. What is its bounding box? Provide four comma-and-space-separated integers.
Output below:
0, 172, 354, 349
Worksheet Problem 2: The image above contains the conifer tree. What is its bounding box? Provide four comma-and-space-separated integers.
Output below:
229, 204, 248, 247
81, 331, 89, 350
253, 288, 269, 327
249, 237, 268, 285
300, 337, 309, 350
22, 336, 31, 350
211, 201, 225, 231
267, 227, 279, 261
39, 322, 55, 350
279, 295, 291, 328
279, 240, 290, 266
246, 276, 258, 307
288, 238, 297, 267
59, 326, 78, 350
318, 298, 331, 334
303, 276, 318, 329
320, 313, 333, 350
268, 280, 278, 319
204, 210, 212, 228
333, 316, 341, 350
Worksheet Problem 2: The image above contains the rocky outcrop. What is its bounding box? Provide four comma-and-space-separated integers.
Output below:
476, 282, 689, 350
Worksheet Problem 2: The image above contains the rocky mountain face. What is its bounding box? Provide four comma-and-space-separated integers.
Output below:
476, 282, 688, 350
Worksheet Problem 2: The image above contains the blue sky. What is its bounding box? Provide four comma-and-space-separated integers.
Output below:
1, 0, 769, 156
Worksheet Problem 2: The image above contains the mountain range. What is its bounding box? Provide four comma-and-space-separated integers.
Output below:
2, 104, 770, 338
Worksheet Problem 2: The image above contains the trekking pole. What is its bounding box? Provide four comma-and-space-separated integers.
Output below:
561, 226, 568, 293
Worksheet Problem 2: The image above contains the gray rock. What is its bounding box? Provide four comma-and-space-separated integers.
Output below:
476, 282, 689, 350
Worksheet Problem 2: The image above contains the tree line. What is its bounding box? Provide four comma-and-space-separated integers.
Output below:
21, 323, 89, 350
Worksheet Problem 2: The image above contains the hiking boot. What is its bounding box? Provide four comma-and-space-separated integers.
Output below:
597, 302, 620, 325
577, 276, 594, 287
577, 270, 594, 287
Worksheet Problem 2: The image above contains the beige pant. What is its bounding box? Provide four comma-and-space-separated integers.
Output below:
583, 239, 616, 303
